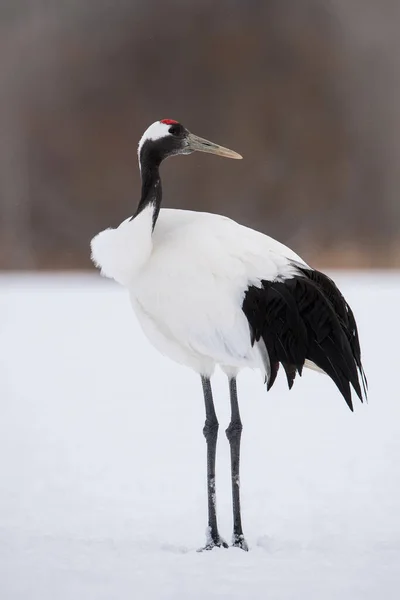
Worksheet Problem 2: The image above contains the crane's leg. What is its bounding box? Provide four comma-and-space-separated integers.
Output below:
199, 375, 228, 551
226, 377, 248, 550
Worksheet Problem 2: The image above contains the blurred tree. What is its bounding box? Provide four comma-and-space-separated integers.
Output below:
0, 0, 399, 269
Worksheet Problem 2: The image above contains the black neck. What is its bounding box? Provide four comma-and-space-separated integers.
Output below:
134, 158, 162, 230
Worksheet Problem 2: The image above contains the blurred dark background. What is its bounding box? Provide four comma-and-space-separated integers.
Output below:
1, 0, 399, 270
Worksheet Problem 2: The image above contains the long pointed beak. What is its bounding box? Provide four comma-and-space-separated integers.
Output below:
186, 132, 242, 159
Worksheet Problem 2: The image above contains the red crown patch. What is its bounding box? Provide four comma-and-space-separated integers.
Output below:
161, 119, 179, 125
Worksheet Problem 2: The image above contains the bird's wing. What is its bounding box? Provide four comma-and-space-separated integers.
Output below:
134, 211, 307, 368
146, 211, 366, 409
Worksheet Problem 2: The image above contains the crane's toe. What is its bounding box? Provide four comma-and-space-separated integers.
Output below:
197, 538, 229, 552
232, 534, 249, 551
197, 528, 229, 552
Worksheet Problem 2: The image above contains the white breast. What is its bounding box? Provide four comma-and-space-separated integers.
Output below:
90, 206, 154, 286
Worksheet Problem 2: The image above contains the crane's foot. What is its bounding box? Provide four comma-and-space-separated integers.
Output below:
197, 528, 228, 552
232, 533, 249, 551
197, 538, 229, 552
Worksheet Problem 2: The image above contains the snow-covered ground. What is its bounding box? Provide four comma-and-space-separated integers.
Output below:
0, 272, 399, 599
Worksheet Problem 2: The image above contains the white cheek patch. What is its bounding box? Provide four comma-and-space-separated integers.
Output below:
138, 121, 171, 159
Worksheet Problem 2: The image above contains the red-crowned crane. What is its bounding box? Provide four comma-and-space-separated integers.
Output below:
91, 119, 367, 551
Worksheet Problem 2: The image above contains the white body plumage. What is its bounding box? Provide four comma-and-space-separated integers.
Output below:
91, 204, 308, 377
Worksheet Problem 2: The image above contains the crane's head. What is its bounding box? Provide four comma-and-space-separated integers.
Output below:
138, 119, 242, 166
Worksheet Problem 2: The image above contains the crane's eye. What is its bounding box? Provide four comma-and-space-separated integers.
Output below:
169, 124, 182, 137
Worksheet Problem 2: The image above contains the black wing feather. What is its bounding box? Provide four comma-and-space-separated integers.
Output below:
242, 266, 366, 410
